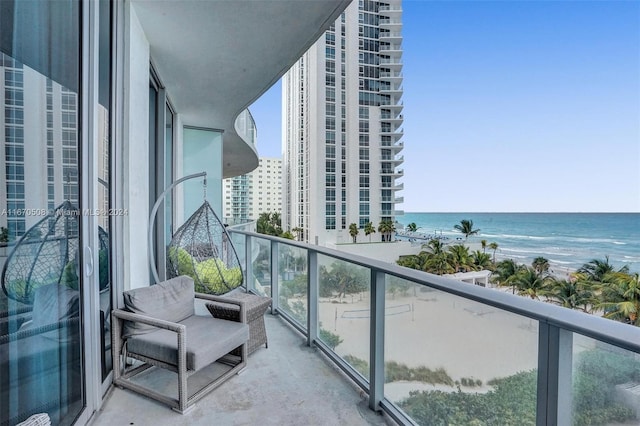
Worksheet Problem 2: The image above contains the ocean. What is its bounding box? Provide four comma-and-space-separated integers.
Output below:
397, 213, 640, 274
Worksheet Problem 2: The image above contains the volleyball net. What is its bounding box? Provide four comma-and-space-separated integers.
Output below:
340, 303, 412, 319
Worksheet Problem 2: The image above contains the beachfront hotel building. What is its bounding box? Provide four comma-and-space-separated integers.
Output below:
1, 2, 639, 426
222, 156, 283, 224
282, 0, 405, 245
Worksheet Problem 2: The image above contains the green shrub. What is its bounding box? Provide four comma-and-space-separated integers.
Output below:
343, 355, 370, 379
319, 328, 343, 350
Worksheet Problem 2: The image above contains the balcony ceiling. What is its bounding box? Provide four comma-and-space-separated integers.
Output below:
132, 0, 350, 178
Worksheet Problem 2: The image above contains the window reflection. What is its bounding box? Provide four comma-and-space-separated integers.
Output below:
0, 7, 83, 421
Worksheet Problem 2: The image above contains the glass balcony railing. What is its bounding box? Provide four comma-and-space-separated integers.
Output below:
228, 230, 640, 426
379, 5, 402, 12
380, 71, 403, 79
380, 31, 403, 38
380, 19, 403, 26
234, 109, 257, 146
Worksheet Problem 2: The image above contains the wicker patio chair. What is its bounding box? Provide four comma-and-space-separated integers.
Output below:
112, 276, 249, 413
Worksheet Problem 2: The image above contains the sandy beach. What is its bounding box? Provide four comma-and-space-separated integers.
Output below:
320, 290, 539, 381
287, 286, 598, 403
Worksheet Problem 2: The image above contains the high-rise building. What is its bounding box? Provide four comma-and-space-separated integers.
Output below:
0, 52, 80, 241
282, 0, 404, 245
223, 157, 283, 224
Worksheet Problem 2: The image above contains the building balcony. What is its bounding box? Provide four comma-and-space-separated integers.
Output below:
380, 154, 404, 163
380, 128, 403, 138
379, 44, 402, 53
380, 168, 403, 178
394, 196, 404, 203
381, 141, 404, 153
380, 84, 403, 95
379, 100, 403, 110
379, 31, 403, 42
95, 232, 640, 425
379, 18, 403, 28
379, 71, 403, 83
380, 115, 403, 124
234, 109, 257, 147
379, 57, 403, 66
379, 4, 402, 13
92, 313, 384, 426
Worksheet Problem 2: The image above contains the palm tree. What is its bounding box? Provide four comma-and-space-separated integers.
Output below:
378, 220, 395, 242
596, 271, 640, 326
422, 238, 445, 255
493, 259, 521, 280
348, 223, 359, 243
492, 259, 524, 293
532, 257, 550, 274
488, 242, 499, 263
511, 268, 551, 300
453, 219, 480, 240
543, 278, 594, 313
424, 252, 455, 275
447, 244, 473, 273
406, 222, 418, 232
364, 221, 376, 242
472, 251, 493, 271
480, 239, 487, 253
291, 227, 303, 241
578, 256, 629, 282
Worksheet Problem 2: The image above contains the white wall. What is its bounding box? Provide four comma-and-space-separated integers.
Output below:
122, 3, 150, 289
326, 240, 421, 264
182, 128, 223, 218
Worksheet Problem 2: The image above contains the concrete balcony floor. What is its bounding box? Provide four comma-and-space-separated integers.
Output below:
90, 314, 393, 426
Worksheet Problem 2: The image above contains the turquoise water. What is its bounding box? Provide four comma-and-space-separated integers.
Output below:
398, 213, 640, 273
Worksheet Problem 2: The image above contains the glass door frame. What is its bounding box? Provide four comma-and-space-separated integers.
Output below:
78, 0, 119, 421
149, 64, 175, 284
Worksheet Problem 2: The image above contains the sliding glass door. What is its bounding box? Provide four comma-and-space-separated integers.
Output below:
0, 1, 84, 424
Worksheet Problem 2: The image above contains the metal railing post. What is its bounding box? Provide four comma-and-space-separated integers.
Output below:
537, 323, 573, 426
270, 240, 279, 314
307, 250, 318, 347
369, 269, 385, 412
244, 234, 254, 292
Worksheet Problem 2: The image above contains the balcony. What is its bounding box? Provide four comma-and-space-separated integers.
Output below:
379, 18, 403, 27
379, 71, 403, 83
96, 232, 640, 425
379, 31, 403, 42
379, 44, 402, 53
234, 109, 257, 147
379, 101, 403, 111
92, 314, 385, 425
380, 84, 403, 95
380, 168, 403, 178
379, 5, 402, 12
380, 155, 404, 163
379, 58, 403, 67
380, 127, 403, 135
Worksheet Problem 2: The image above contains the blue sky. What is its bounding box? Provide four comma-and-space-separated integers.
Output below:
249, 0, 640, 213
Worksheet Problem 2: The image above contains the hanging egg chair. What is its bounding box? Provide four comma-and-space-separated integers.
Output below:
166, 200, 243, 295
1, 201, 109, 305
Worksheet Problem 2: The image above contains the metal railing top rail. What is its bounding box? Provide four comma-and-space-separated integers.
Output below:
228, 229, 640, 355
